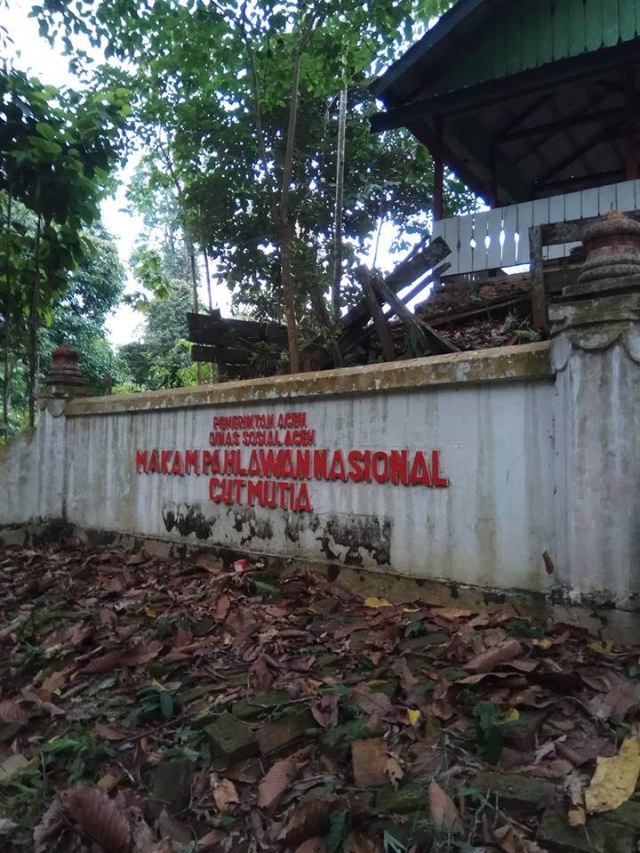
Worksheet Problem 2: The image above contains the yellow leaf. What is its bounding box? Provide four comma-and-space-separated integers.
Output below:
364, 597, 393, 608
502, 708, 520, 723
588, 640, 614, 655
144, 606, 156, 617
532, 638, 553, 649
585, 738, 640, 813
407, 709, 422, 726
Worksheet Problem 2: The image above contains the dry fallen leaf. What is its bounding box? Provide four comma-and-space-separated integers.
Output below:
197, 828, 226, 851
258, 747, 312, 811
363, 597, 393, 608
585, 738, 640, 813
465, 639, 524, 673
428, 780, 464, 835
213, 777, 240, 813
0, 753, 30, 783
0, 699, 28, 725
352, 738, 392, 787
59, 785, 132, 852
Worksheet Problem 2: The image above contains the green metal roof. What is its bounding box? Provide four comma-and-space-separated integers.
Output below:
372, 0, 640, 204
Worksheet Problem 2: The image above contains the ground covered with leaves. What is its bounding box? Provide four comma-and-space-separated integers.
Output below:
1, 539, 640, 853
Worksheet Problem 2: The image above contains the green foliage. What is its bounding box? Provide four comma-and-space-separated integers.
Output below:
325, 808, 349, 852
31, 0, 469, 346
0, 62, 127, 428
474, 702, 504, 765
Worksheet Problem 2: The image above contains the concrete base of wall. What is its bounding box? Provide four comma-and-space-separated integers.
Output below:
3, 521, 638, 645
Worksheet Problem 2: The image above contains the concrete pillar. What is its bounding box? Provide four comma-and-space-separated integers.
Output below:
35, 343, 91, 522
550, 212, 640, 608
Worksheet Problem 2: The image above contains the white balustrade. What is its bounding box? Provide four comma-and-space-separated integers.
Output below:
432, 179, 640, 276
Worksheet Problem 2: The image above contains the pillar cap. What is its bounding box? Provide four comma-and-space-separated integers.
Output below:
42, 343, 90, 393
569, 211, 640, 295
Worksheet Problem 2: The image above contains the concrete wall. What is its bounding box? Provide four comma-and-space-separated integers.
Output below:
1, 344, 560, 595
1, 326, 637, 617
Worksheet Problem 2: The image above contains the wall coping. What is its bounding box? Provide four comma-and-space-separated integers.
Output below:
65, 342, 552, 417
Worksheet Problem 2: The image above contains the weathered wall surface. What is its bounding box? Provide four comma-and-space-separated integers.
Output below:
0, 402, 66, 526
63, 367, 556, 592
0, 343, 559, 596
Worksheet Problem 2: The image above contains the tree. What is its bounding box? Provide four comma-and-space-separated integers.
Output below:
34, 0, 465, 374
0, 66, 128, 425
41, 227, 130, 394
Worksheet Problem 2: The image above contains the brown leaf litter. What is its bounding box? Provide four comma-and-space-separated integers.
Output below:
1, 537, 640, 851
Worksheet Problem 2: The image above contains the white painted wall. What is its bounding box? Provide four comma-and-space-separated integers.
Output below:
0, 345, 560, 599
63, 379, 556, 593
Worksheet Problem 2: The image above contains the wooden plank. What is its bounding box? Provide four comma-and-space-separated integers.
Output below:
188, 316, 287, 343
191, 345, 253, 365
529, 225, 548, 330
187, 310, 221, 331
337, 236, 450, 335
602, 0, 621, 45
486, 208, 504, 269
598, 182, 618, 215
616, 178, 637, 211
536, 0, 554, 67
584, 0, 604, 52
188, 326, 288, 348
547, 192, 567, 260
397, 262, 451, 307
471, 210, 490, 272
501, 203, 519, 266
540, 209, 640, 244
580, 186, 600, 218
553, 0, 570, 61
568, 0, 587, 56
457, 213, 475, 275
358, 268, 396, 362
617, 0, 635, 39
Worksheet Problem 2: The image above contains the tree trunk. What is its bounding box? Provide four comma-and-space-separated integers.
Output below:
28, 213, 42, 428
203, 250, 213, 312
278, 21, 319, 374
332, 86, 348, 322
185, 231, 202, 384
2, 194, 12, 440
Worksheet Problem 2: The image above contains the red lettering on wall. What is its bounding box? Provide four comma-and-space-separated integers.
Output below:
136, 450, 148, 474
185, 449, 199, 474
432, 450, 449, 487
409, 451, 432, 486
372, 451, 389, 484
328, 450, 347, 481
136, 409, 450, 519
171, 451, 183, 475
148, 449, 159, 473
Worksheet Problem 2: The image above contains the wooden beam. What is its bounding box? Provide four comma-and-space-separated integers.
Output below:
433, 117, 444, 221
371, 41, 640, 132
624, 68, 638, 180
529, 225, 547, 331
358, 269, 396, 362
535, 169, 623, 192
370, 272, 459, 355
533, 121, 624, 185
496, 105, 626, 144
191, 345, 251, 365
